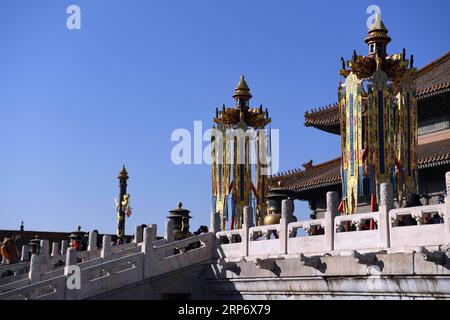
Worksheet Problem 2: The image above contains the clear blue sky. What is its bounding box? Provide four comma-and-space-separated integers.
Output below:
0, 0, 449, 235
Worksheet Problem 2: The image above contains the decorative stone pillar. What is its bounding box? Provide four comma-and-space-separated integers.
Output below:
444, 172, 450, 244
380, 183, 394, 210
142, 226, 156, 278
210, 210, 221, 234
28, 254, 41, 284
65, 248, 77, 268
134, 225, 143, 244
39, 240, 49, 256
150, 224, 157, 241
64, 248, 78, 300
21, 245, 30, 262
51, 242, 60, 257
280, 199, 294, 254
61, 240, 68, 255
88, 231, 98, 254
379, 183, 393, 249
164, 220, 174, 243
325, 192, 338, 252
281, 199, 294, 218
101, 235, 112, 260
39, 240, 49, 273
241, 206, 253, 257
244, 206, 255, 228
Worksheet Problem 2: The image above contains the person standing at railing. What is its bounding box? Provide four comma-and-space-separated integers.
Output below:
423, 213, 443, 225
400, 194, 422, 226
70, 239, 81, 251
1, 234, 19, 265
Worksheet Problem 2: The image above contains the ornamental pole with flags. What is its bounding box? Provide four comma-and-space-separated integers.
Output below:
116, 165, 129, 244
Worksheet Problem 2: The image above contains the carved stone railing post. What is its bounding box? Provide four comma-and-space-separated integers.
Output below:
242, 206, 254, 257
21, 245, 30, 262
164, 220, 174, 243
88, 231, 98, 255
142, 226, 155, 278
64, 248, 77, 270
280, 199, 294, 254
379, 183, 393, 249
444, 172, 450, 245
28, 254, 41, 284
150, 224, 158, 241
51, 242, 60, 257
101, 235, 112, 260
61, 240, 68, 255
210, 209, 221, 234
39, 240, 49, 273
134, 225, 143, 244
64, 248, 78, 300
326, 191, 338, 252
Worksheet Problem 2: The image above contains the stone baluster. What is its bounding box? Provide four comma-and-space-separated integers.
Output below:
164, 220, 174, 243
28, 254, 41, 284
142, 226, 156, 278
39, 240, 49, 273
51, 242, 60, 257
64, 248, 79, 300
379, 183, 394, 249
88, 231, 98, 255
210, 209, 221, 234
444, 172, 450, 244
21, 245, 30, 262
61, 240, 68, 255
65, 248, 77, 269
134, 225, 143, 244
280, 199, 294, 254
326, 192, 338, 252
150, 224, 157, 241
242, 206, 254, 257
101, 235, 112, 260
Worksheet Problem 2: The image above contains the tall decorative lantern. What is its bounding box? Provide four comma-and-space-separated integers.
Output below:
211, 76, 272, 230
339, 15, 418, 214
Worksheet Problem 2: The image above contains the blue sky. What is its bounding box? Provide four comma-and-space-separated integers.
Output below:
0, 0, 449, 235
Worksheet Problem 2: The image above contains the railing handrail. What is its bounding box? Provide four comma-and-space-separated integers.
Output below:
0, 278, 30, 293
0, 274, 66, 300
111, 242, 136, 253
216, 229, 243, 238
288, 218, 325, 233
154, 233, 209, 251
81, 252, 143, 275
335, 211, 380, 223
0, 261, 29, 274
389, 203, 445, 217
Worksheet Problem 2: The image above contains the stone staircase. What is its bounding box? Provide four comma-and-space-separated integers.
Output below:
0, 225, 213, 300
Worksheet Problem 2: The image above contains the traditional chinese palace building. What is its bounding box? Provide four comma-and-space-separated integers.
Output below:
270, 18, 450, 219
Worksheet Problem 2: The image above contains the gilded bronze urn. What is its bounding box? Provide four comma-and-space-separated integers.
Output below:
263, 184, 297, 225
